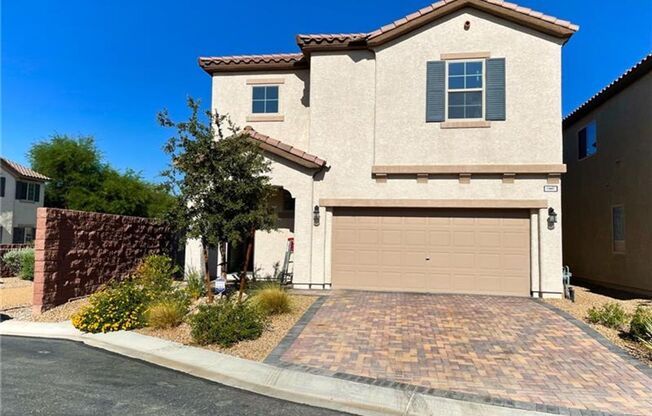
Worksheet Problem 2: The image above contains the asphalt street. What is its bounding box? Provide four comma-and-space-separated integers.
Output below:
0, 336, 350, 416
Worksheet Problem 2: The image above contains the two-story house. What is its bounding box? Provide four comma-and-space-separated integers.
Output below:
562, 54, 652, 295
191, 0, 577, 298
0, 158, 49, 244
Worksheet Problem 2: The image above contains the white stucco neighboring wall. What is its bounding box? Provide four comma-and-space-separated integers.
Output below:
0, 166, 46, 244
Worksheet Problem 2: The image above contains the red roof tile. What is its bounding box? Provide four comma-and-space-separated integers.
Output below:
297, 0, 577, 49
1, 158, 50, 181
199, 53, 308, 74
243, 127, 327, 169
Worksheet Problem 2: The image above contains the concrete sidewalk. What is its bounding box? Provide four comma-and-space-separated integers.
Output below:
0, 320, 551, 416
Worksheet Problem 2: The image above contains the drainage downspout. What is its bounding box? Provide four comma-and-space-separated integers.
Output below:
538, 208, 544, 298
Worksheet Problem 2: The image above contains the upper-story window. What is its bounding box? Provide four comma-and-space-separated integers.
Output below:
447, 61, 483, 119
15, 181, 40, 202
0, 177, 5, 197
578, 121, 597, 159
252, 86, 279, 114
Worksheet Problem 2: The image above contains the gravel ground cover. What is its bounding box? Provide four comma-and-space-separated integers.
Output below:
138, 295, 317, 361
0, 277, 33, 309
546, 283, 652, 366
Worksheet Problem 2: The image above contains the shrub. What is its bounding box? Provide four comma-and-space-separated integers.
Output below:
630, 306, 652, 343
185, 269, 206, 300
18, 249, 35, 281
251, 283, 291, 316
586, 302, 628, 329
72, 279, 149, 333
2, 248, 34, 279
189, 300, 265, 347
146, 298, 188, 329
134, 255, 178, 295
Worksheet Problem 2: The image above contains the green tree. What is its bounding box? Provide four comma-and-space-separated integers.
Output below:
28, 135, 103, 209
158, 98, 276, 301
28, 134, 173, 218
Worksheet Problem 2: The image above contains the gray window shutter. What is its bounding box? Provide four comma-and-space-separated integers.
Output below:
486, 58, 506, 121
426, 61, 445, 122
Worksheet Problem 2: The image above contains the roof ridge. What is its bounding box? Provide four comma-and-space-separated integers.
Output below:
243, 126, 327, 169
296, 0, 577, 49
0, 157, 50, 181
564, 53, 652, 125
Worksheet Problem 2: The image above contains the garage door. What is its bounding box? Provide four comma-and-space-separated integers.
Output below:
331, 208, 531, 296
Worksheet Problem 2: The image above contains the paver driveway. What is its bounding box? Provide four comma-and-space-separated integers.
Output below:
270, 291, 652, 415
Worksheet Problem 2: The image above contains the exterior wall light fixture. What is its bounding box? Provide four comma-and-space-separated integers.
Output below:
313, 205, 320, 227
547, 207, 558, 230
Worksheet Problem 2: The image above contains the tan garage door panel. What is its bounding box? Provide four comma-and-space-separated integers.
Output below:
331, 208, 530, 296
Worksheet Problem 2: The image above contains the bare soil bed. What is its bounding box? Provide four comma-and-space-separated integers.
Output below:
138, 295, 316, 361
546, 284, 652, 367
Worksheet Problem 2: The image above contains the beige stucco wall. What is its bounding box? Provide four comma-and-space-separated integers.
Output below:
562, 71, 652, 294
0, 167, 45, 244
374, 9, 563, 165
192, 6, 567, 296
211, 70, 311, 150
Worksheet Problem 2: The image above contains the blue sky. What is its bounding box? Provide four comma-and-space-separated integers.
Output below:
2, 0, 651, 182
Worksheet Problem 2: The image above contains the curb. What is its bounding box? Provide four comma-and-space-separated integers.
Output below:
0, 320, 549, 416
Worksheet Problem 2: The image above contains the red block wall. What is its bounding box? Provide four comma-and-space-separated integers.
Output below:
33, 208, 171, 314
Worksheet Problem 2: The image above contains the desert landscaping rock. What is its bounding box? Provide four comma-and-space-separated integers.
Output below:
139, 295, 316, 361
546, 284, 652, 366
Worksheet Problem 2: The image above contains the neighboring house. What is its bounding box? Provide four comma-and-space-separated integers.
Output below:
0, 158, 50, 244
562, 54, 652, 295
190, 0, 578, 297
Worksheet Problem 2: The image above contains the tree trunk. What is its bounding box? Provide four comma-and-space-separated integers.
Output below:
237, 227, 255, 302
201, 237, 214, 303
218, 241, 227, 279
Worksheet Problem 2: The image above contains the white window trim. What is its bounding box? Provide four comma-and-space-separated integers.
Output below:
578, 120, 597, 161
251, 85, 281, 116
611, 204, 626, 254
17, 181, 40, 203
446, 59, 485, 122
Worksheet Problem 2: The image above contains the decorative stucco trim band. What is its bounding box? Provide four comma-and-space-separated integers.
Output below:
441, 120, 491, 129
246, 115, 285, 122
246, 79, 285, 85
372, 164, 567, 175
319, 199, 548, 209
440, 51, 491, 60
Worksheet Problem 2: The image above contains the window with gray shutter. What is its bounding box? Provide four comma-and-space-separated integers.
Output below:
426, 61, 446, 122
485, 58, 506, 120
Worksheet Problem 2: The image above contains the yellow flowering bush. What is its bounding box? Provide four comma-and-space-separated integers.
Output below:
72, 279, 150, 333
134, 255, 179, 295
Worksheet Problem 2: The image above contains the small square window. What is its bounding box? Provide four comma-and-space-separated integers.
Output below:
578, 121, 597, 159
251, 86, 279, 114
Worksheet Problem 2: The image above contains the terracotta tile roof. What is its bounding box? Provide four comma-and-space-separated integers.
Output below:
243, 126, 327, 169
296, 33, 369, 47
198, 53, 308, 74
564, 54, 652, 127
297, 0, 578, 50
0, 158, 50, 181
200, 1, 577, 73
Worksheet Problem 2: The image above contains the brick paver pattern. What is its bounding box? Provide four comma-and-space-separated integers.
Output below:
280, 292, 652, 415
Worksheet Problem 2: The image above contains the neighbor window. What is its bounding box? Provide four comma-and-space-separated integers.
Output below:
15, 181, 40, 202
12, 226, 35, 244
612, 206, 625, 253
0, 177, 5, 197
252, 86, 279, 114
578, 121, 597, 159
447, 61, 483, 119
